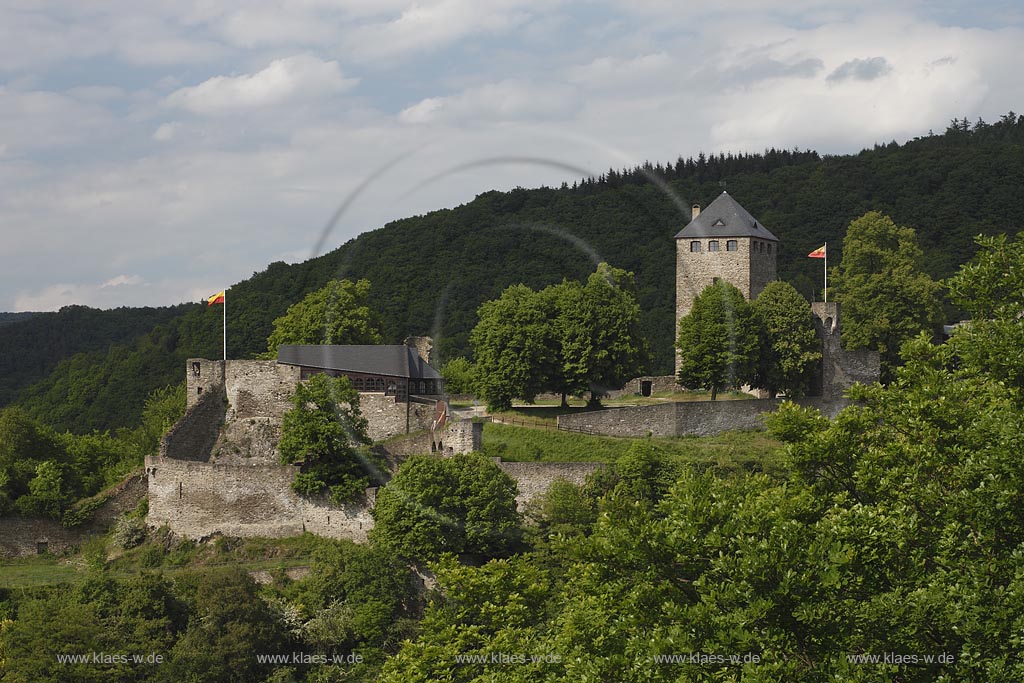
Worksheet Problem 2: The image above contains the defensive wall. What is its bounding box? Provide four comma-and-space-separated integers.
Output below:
0, 471, 147, 558
556, 396, 850, 438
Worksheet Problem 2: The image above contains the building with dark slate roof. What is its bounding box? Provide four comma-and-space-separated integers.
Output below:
277, 344, 443, 401
674, 192, 778, 371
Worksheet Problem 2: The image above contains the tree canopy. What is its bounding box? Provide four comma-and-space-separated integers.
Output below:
278, 373, 381, 504
471, 263, 647, 410
831, 211, 944, 381
265, 279, 384, 357
751, 280, 822, 397
675, 280, 759, 399
369, 453, 521, 563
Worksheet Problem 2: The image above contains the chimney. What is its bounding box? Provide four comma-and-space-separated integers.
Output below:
691, 204, 701, 220
404, 336, 434, 366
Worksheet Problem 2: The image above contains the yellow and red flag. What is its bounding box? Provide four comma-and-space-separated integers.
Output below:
807, 245, 826, 259
207, 291, 225, 305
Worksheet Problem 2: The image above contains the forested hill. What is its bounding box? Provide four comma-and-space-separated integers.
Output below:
4, 113, 1024, 433
0, 312, 38, 327
0, 305, 191, 408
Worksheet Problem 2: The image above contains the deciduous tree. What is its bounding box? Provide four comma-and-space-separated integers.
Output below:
830, 211, 944, 381
751, 280, 822, 397
278, 373, 380, 504
265, 279, 384, 357
675, 280, 759, 399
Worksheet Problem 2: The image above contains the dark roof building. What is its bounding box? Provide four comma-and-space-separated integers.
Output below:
277, 345, 442, 399
675, 191, 779, 241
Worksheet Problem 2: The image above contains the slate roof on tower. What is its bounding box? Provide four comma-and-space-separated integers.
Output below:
674, 191, 779, 241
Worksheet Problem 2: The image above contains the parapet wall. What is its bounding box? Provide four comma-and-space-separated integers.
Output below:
145, 455, 374, 542
557, 397, 850, 438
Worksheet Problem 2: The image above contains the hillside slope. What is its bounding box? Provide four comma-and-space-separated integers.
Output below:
5, 114, 1024, 433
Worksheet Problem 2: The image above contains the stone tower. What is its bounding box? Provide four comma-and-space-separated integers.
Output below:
675, 192, 778, 370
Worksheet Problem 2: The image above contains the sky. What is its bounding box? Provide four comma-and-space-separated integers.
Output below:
2, 0, 1023, 312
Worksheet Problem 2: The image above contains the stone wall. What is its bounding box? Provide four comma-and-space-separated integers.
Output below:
445, 421, 483, 454
360, 393, 434, 442
605, 375, 679, 399
494, 460, 605, 509
225, 360, 301, 421
160, 386, 226, 462
0, 471, 147, 558
145, 455, 374, 542
556, 397, 850, 438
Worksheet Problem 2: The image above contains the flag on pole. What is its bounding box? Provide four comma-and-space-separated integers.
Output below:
807, 244, 828, 301
206, 291, 227, 360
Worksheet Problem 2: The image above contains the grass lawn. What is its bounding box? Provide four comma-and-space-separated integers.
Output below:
481, 422, 787, 475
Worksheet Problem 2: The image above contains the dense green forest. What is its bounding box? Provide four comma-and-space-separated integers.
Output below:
0, 305, 189, 410
3, 114, 1024, 433
0, 313, 37, 328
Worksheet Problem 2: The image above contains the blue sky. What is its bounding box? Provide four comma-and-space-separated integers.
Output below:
2, 0, 1022, 311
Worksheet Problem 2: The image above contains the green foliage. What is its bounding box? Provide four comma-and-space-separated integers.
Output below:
471, 284, 556, 410
163, 567, 287, 683
675, 280, 760, 399
945, 232, 1024, 395
8, 116, 1024, 436
370, 454, 521, 562
439, 356, 476, 395
278, 374, 378, 504
751, 281, 821, 397
471, 263, 647, 410
831, 211, 944, 381
264, 278, 384, 357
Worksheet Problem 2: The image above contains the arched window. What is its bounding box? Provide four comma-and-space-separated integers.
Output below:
690, 241, 702, 252
726, 240, 738, 251
708, 240, 719, 252
354, 378, 364, 391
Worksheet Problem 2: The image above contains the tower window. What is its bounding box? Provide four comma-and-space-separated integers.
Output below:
767, 243, 772, 253
690, 241, 702, 252
708, 240, 719, 252
726, 240, 738, 251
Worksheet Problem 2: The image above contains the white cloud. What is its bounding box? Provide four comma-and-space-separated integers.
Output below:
340, 0, 537, 62
101, 274, 144, 288
399, 80, 578, 124
153, 122, 179, 141
165, 54, 358, 114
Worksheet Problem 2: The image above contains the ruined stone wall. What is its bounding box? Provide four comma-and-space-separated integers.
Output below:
557, 397, 850, 438
225, 361, 300, 421
160, 386, 226, 462
0, 471, 147, 558
360, 394, 433, 442
604, 375, 679, 398
186, 358, 225, 408
404, 336, 434, 365
494, 460, 605, 509
145, 455, 374, 542
811, 302, 880, 401
445, 421, 483, 454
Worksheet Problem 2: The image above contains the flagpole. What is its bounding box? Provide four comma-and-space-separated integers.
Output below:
222, 291, 227, 361
824, 242, 828, 303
